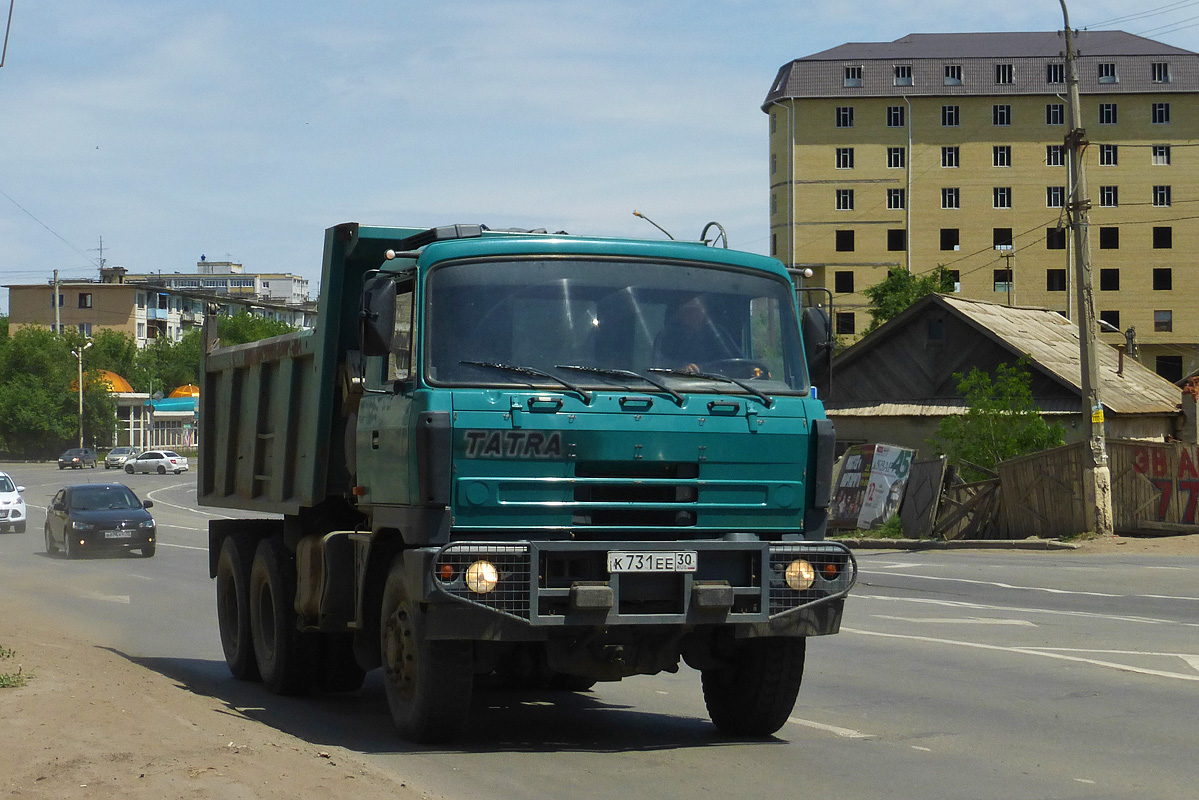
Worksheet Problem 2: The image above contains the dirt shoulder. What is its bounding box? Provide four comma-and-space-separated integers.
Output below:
1066, 531, 1199, 556
0, 598, 422, 800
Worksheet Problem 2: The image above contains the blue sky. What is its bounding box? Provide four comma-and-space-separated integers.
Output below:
2, 1, 1196, 314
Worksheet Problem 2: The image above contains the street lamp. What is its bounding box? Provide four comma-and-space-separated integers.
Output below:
70, 341, 93, 449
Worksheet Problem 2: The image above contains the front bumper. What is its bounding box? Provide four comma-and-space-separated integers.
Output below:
420, 538, 855, 640
0, 507, 25, 529
68, 527, 155, 552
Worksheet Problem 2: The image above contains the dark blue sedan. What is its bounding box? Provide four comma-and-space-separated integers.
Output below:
44, 483, 156, 558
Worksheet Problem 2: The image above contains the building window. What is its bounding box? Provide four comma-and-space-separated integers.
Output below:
835, 230, 855, 251
844, 66, 863, 87
945, 65, 962, 85
1046, 228, 1067, 249
77, 323, 92, 336
1046, 186, 1065, 207
1152, 62, 1171, 83
887, 105, 905, 127
771, 153, 777, 175
1099, 144, 1118, 166
887, 188, 906, 209
942, 146, 959, 167
993, 104, 1012, 126
835, 189, 854, 210
1100, 269, 1120, 291
995, 63, 1014, 84
942, 105, 960, 126
770, 113, 777, 134
137, 293, 145, 309
1099, 227, 1120, 249
1154, 227, 1173, 249
1046, 145, 1065, 166
770, 233, 777, 256
888, 229, 907, 251
992, 146, 1011, 167
1046, 269, 1067, 291
1154, 268, 1172, 291
994, 269, 1013, 293
1046, 103, 1065, 125
947, 270, 961, 291
771, 193, 778, 214
1152, 102, 1171, 124
887, 146, 906, 168
1099, 186, 1118, 207
1100, 310, 1121, 330
993, 187, 1012, 209
994, 228, 1013, 249
835, 312, 856, 335
1098, 62, 1118, 84
1157, 356, 1183, 383
1154, 310, 1173, 332
835, 106, 854, 128
834, 271, 855, 293
137, 322, 146, 337
1047, 63, 1065, 84
1153, 185, 1172, 207
942, 187, 960, 209
1099, 103, 1118, 124
941, 228, 960, 251
893, 65, 913, 86
836, 147, 854, 169
78, 292, 92, 309
1152, 145, 1171, 165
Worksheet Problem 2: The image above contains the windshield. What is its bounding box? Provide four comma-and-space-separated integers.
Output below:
425, 258, 807, 394
0, 476, 14, 493
70, 486, 142, 511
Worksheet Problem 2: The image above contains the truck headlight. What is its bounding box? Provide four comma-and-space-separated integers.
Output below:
465, 560, 499, 594
784, 559, 815, 591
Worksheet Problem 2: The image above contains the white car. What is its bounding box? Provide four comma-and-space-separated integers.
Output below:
0, 472, 27, 533
125, 450, 190, 475
105, 446, 141, 469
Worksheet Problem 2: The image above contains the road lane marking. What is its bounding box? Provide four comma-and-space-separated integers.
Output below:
787, 717, 876, 739
83, 592, 130, 604
858, 570, 1121, 598
871, 614, 1036, 626
159, 542, 207, 551
853, 594, 1199, 628
843, 627, 1199, 682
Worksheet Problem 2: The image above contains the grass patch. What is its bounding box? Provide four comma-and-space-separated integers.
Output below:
0, 645, 31, 688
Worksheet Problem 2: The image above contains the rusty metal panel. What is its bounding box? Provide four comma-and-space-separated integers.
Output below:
899, 456, 947, 539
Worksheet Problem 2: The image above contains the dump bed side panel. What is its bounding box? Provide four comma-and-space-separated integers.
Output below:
199, 330, 324, 514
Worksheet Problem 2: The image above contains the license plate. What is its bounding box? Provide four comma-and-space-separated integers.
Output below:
607, 551, 697, 573
104, 530, 134, 539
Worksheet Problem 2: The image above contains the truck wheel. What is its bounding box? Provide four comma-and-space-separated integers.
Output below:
380, 559, 473, 743
249, 537, 317, 694
216, 538, 259, 681
316, 632, 366, 693
701, 637, 805, 737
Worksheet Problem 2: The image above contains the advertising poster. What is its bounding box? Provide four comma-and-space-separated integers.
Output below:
830, 443, 916, 531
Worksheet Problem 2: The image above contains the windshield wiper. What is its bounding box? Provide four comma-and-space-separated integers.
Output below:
556, 364, 686, 406
647, 368, 773, 408
460, 361, 592, 404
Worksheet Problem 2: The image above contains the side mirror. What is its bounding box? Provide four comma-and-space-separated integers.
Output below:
361, 276, 398, 357
801, 306, 832, 377
16, 486, 25, 493
143, 500, 154, 509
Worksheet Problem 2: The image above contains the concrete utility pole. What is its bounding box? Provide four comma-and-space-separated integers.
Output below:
71, 341, 92, 448
1061, 0, 1114, 535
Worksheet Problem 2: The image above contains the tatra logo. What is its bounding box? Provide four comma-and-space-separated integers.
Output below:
463, 430, 563, 458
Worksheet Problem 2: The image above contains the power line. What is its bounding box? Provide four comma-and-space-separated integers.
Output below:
1085, 0, 1199, 28
0, 187, 99, 271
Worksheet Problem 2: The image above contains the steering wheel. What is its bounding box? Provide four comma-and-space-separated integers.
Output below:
697, 358, 773, 380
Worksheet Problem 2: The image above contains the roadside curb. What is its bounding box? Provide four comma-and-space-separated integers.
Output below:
832, 537, 1082, 551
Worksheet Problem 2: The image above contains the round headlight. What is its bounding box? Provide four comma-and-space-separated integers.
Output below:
784, 559, 815, 591
465, 560, 500, 594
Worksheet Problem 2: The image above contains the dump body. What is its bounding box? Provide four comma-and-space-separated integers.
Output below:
202, 222, 855, 742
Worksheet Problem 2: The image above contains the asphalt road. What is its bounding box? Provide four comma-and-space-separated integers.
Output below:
1, 460, 1196, 800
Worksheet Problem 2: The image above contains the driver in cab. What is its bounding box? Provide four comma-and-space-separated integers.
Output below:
653, 293, 743, 374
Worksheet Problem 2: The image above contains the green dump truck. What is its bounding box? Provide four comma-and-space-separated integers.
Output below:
201, 222, 855, 743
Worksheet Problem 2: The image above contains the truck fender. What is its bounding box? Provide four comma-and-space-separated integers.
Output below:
351, 531, 405, 671
208, 518, 284, 579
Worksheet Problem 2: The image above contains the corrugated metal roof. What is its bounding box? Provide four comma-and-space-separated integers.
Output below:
935, 296, 1180, 415
825, 401, 1076, 417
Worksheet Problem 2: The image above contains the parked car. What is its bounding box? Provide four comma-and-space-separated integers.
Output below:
57, 447, 98, 469
125, 450, 189, 475
44, 483, 155, 558
0, 472, 27, 533
104, 446, 141, 469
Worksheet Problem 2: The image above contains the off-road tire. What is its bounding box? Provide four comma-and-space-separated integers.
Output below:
216, 537, 259, 681
380, 559, 473, 743
249, 537, 317, 694
701, 637, 806, 737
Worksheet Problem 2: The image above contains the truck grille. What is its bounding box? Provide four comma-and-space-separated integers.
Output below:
435, 544, 532, 620
767, 545, 855, 617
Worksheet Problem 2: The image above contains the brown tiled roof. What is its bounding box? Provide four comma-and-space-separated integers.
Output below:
803, 31, 1194, 61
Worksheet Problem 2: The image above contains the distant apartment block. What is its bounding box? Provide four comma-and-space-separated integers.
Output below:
764, 31, 1199, 381
123, 258, 310, 306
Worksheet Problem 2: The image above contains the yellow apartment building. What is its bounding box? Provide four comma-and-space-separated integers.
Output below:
764, 31, 1199, 381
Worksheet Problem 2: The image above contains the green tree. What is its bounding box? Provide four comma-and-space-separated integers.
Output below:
862, 266, 956, 333
930, 359, 1065, 480
217, 312, 295, 346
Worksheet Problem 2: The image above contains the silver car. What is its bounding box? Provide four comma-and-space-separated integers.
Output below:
105, 446, 140, 469
124, 450, 190, 475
